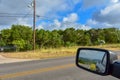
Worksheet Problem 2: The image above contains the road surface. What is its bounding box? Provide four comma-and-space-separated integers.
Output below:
0, 56, 119, 80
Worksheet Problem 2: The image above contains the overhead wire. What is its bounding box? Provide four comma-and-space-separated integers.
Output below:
0, 13, 32, 15
0, 0, 54, 24
0, 13, 54, 22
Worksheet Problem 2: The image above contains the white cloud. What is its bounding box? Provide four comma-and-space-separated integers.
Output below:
0, 0, 31, 26
36, 13, 85, 30
86, 19, 119, 29
36, 0, 68, 16
0, 0, 80, 28
17, 18, 31, 26
87, 19, 97, 25
54, 19, 61, 27
36, 0, 80, 18
82, 0, 108, 9
37, 25, 44, 30
0, 25, 11, 30
93, 1, 120, 24
1, 0, 120, 30
80, 25, 91, 30
111, 0, 119, 3
84, 0, 120, 29
101, 3, 120, 16
63, 13, 78, 22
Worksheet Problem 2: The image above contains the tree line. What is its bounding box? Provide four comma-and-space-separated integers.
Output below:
0, 25, 120, 51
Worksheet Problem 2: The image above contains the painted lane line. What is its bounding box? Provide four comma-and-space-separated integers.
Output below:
0, 63, 75, 79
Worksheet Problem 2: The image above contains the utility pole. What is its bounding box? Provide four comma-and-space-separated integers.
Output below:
33, 0, 36, 50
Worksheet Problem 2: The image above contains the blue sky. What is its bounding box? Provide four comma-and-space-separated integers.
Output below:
0, 0, 120, 30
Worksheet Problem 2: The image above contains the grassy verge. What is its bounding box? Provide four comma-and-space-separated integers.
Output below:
1, 47, 77, 59
1, 44, 120, 59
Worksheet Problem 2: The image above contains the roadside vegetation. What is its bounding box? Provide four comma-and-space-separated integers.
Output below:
1, 44, 120, 59
0, 25, 120, 59
0, 25, 120, 52
1, 47, 77, 59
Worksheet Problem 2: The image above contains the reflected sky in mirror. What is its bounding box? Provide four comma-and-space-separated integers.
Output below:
79, 50, 106, 61
78, 49, 107, 73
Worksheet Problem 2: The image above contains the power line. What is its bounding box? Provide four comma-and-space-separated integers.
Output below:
0, 13, 32, 15
0, 13, 53, 21
0, 13, 32, 18
0, 16, 32, 17
0, 13, 49, 17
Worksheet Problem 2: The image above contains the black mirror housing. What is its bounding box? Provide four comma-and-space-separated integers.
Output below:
112, 61, 120, 78
76, 47, 120, 79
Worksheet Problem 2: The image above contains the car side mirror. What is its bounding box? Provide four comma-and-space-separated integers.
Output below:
76, 48, 120, 78
76, 48, 110, 75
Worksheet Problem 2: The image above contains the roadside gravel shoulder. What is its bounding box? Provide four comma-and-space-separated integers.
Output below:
0, 55, 36, 64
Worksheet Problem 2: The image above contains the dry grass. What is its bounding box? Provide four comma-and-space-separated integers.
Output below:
1, 47, 77, 59
93, 44, 120, 51
1, 44, 120, 59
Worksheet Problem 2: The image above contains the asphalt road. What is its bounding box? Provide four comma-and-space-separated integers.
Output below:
113, 50, 120, 56
0, 56, 119, 80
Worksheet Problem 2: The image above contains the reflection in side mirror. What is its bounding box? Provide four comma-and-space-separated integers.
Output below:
76, 48, 110, 75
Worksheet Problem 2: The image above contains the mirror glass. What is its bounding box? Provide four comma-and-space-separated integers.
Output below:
78, 49, 107, 73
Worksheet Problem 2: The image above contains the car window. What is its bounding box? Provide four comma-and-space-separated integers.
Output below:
0, 0, 120, 80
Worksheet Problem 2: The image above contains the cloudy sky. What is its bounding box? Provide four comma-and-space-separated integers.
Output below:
0, 0, 120, 30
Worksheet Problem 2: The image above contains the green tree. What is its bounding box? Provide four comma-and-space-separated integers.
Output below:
11, 25, 32, 41
76, 29, 88, 45
104, 28, 118, 43
63, 28, 77, 46
80, 33, 91, 46
48, 31, 63, 48
1, 29, 11, 44
12, 39, 26, 51
36, 29, 51, 48
0, 39, 6, 46
88, 29, 99, 45
10, 25, 33, 51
